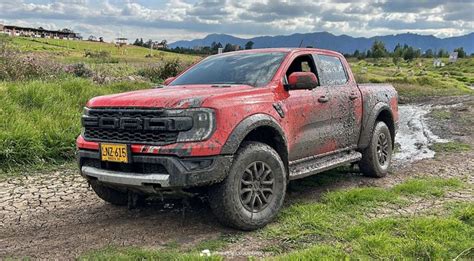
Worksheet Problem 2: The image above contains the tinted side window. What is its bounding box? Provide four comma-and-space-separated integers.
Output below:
317, 55, 348, 85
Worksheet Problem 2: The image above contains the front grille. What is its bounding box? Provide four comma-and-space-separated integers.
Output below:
83, 108, 182, 145
84, 128, 178, 144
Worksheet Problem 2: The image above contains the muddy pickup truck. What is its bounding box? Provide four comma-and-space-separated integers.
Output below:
77, 48, 398, 230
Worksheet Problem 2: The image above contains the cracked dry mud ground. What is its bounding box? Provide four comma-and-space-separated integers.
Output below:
1, 96, 473, 259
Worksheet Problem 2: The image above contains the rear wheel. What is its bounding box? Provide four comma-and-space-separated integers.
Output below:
359, 121, 392, 178
209, 142, 287, 230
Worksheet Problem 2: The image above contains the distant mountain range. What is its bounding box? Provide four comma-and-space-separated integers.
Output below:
169, 32, 474, 54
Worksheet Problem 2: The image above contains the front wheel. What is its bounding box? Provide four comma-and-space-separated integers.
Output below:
209, 142, 287, 230
359, 121, 393, 178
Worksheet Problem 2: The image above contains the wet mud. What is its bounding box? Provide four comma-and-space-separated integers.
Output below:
393, 104, 446, 163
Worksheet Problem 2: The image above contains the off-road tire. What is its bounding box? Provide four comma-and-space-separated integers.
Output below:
209, 142, 287, 230
90, 182, 129, 206
359, 121, 393, 178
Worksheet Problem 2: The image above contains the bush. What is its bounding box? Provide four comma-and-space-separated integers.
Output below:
0, 35, 66, 81
137, 59, 185, 83
84, 50, 118, 63
64, 63, 95, 78
0, 38, 64, 81
84, 50, 110, 59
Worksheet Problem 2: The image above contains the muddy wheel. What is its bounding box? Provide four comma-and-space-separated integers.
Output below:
90, 182, 128, 206
359, 121, 392, 178
209, 142, 287, 230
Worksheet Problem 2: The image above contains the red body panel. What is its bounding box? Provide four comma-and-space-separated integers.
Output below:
77, 48, 398, 161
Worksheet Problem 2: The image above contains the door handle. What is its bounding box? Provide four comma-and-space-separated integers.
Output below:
349, 93, 359, 100
318, 96, 329, 103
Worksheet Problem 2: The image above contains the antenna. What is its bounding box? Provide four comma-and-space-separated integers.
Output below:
298, 39, 304, 48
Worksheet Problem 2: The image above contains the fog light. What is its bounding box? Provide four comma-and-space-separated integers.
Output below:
181, 159, 213, 171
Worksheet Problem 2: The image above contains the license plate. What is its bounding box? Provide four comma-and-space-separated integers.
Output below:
100, 143, 129, 163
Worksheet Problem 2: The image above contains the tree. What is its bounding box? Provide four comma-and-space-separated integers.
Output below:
88, 35, 96, 41
392, 43, 403, 64
414, 48, 421, 59
366, 50, 372, 58
454, 47, 466, 58
223, 43, 234, 52
133, 38, 140, 46
245, 41, 254, 50
403, 46, 415, 61
143, 39, 153, 48
424, 49, 434, 58
371, 40, 387, 59
352, 50, 360, 58
160, 40, 168, 49
437, 49, 448, 58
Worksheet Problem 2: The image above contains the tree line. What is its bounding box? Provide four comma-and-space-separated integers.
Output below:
164, 41, 255, 55
345, 40, 469, 62
132, 36, 470, 60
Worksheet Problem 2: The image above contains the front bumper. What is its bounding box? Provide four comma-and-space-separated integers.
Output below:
78, 150, 232, 191
81, 166, 171, 187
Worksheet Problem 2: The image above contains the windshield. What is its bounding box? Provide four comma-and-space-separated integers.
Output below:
170, 52, 286, 87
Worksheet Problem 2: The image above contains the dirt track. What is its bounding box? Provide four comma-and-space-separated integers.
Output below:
1, 96, 473, 259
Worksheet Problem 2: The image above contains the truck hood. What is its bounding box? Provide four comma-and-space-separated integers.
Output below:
86, 84, 264, 109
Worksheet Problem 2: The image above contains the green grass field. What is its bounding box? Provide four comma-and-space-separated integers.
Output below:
349, 57, 474, 98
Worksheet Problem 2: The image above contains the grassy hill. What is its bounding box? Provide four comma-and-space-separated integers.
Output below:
10, 37, 197, 64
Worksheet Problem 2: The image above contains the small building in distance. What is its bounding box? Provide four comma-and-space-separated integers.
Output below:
0, 24, 82, 40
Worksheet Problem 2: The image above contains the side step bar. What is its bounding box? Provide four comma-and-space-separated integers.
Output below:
289, 150, 362, 180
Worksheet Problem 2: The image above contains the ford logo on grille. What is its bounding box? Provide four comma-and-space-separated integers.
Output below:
82, 116, 192, 131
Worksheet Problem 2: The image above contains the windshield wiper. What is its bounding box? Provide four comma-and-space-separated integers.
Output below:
210, 82, 255, 87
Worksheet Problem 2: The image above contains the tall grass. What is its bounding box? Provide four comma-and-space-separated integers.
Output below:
0, 77, 150, 170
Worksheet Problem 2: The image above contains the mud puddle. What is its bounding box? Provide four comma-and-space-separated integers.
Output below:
393, 104, 460, 164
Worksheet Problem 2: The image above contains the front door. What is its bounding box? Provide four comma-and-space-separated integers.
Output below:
281, 54, 333, 161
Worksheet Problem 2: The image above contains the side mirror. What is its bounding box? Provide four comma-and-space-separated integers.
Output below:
286, 72, 318, 90
163, 77, 176, 85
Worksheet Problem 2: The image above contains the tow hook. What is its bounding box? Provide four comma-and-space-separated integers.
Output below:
127, 191, 142, 209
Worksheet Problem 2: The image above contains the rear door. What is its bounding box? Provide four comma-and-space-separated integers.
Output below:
314, 54, 362, 150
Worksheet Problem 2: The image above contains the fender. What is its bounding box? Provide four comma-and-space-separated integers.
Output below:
221, 113, 288, 155
358, 102, 394, 149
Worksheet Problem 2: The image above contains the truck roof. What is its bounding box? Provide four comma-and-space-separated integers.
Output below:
215, 47, 343, 57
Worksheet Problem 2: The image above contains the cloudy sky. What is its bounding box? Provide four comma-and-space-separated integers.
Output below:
0, 0, 473, 43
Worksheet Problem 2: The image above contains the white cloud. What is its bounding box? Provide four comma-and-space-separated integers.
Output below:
0, 0, 472, 42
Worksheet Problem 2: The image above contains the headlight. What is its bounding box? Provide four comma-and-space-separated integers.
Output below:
168, 108, 216, 142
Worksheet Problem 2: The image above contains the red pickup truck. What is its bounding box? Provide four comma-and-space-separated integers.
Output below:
77, 48, 398, 230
